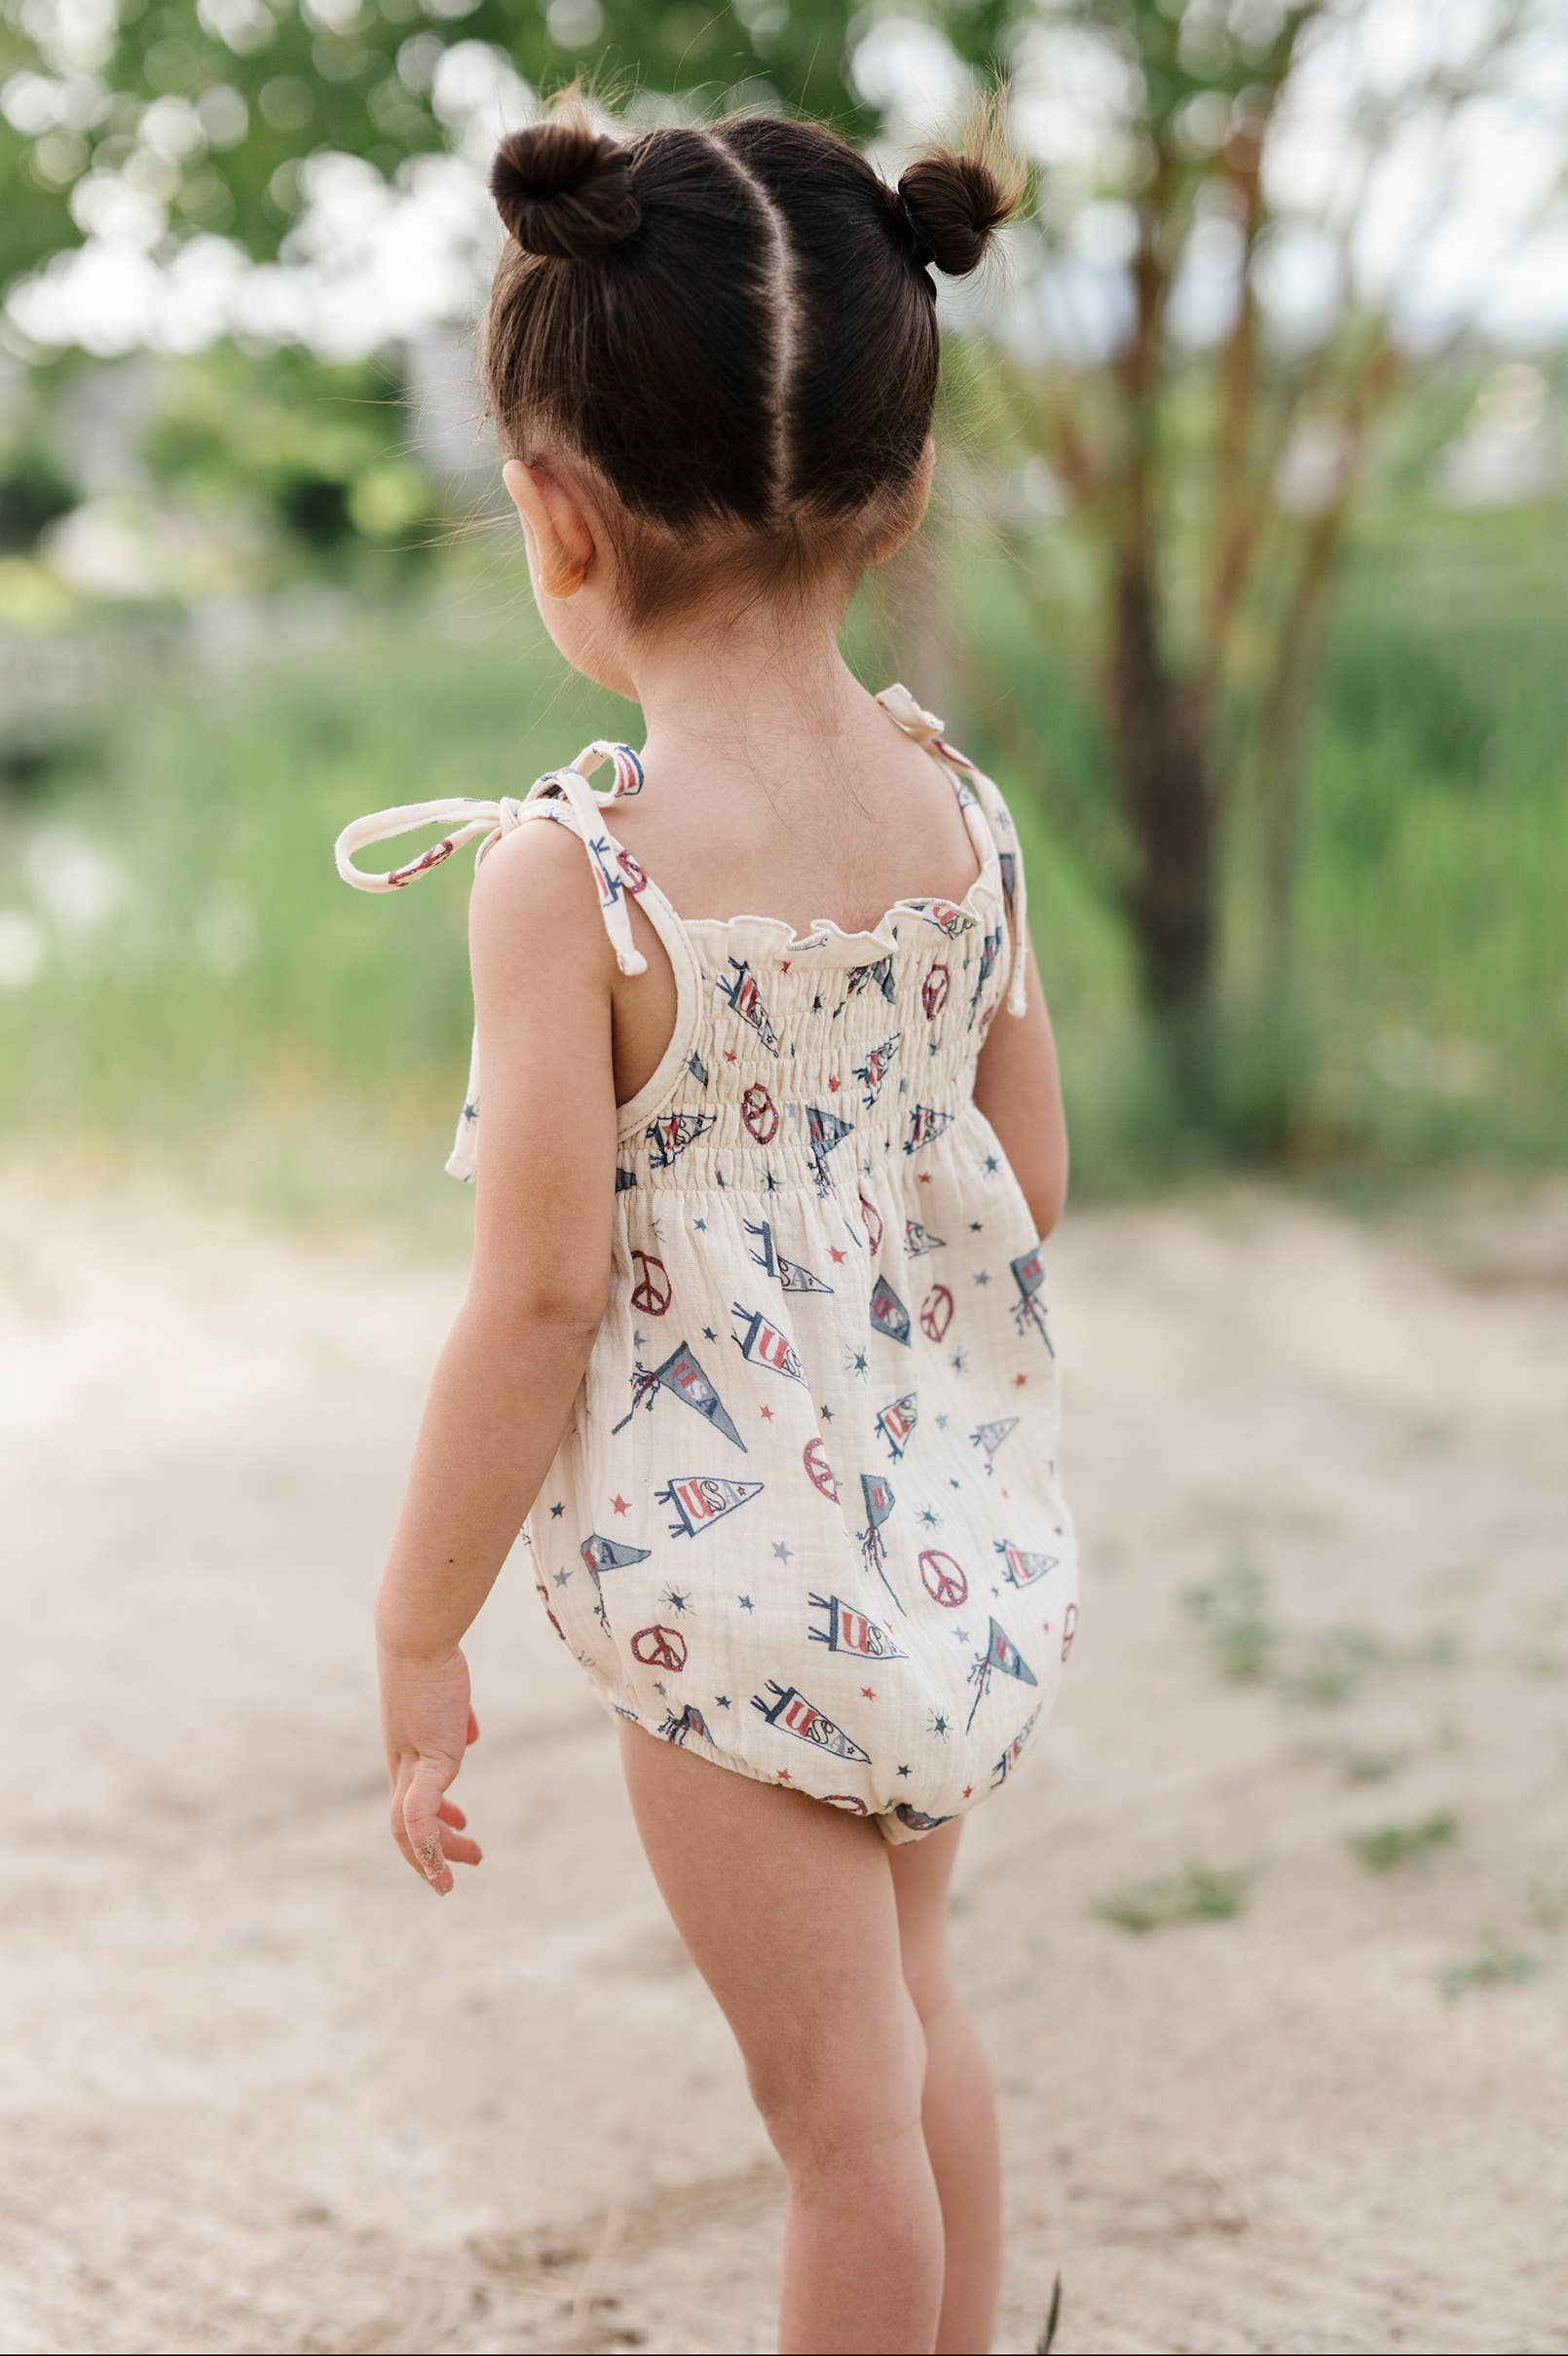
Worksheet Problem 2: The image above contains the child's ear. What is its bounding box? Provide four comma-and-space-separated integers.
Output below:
869, 437, 936, 565
501, 458, 596, 598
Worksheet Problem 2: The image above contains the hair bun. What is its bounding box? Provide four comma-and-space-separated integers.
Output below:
896, 151, 1019, 278
490, 117, 641, 261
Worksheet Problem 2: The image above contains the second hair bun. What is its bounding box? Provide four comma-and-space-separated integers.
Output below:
897, 153, 1017, 278
490, 118, 641, 261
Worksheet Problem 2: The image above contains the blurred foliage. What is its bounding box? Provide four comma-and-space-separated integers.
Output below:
1, 0, 1565, 1195
141, 345, 441, 573
0, 436, 77, 551
0, 0, 996, 288
0, 474, 1563, 1221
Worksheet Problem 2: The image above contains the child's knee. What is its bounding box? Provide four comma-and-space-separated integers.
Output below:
745, 1989, 926, 2173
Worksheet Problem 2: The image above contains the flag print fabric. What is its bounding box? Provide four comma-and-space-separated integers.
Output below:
336, 686, 1078, 1843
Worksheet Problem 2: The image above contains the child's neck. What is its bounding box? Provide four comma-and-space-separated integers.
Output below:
628, 599, 872, 772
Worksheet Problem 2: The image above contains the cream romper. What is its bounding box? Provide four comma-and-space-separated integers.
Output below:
337, 686, 1078, 1842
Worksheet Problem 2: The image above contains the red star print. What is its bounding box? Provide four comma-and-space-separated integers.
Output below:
611, 1493, 630, 1515
776, 1767, 792, 1782
828, 1246, 847, 1264
724, 1048, 737, 1063
780, 959, 791, 972
1013, 1371, 1027, 1388
918, 1171, 932, 1185
1041, 1620, 1052, 1634
861, 1685, 877, 1700
828, 1074, 840, 1092
760, 1403, 774, 1420
962, 1785, 973, 1799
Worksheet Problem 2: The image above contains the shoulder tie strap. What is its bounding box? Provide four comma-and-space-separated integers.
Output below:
877, 684, 1029, 1017
333, 738, 649, 977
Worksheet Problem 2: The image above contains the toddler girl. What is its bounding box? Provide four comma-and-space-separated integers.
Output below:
337, 101, 1076, 2356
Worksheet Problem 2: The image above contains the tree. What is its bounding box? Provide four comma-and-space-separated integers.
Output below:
5, 0, 1563, 1120
956, 1, 1566, 1111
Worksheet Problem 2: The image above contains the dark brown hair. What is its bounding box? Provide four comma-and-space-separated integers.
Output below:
481, 103, 1022, 618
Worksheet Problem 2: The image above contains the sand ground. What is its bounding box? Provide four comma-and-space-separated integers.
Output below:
3, 1176, 1566, 2356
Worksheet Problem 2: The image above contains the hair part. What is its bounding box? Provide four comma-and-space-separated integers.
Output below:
481, 98, 1023, 624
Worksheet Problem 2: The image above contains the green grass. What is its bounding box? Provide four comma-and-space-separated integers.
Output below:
0, 606, 616, 1227
1092, 1858, 1252, 1934
1346, 1811, 1461, 1874
1, 493, 1565, 1218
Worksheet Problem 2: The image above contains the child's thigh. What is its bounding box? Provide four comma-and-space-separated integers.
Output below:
616, 1724, 923, 2139
886, 1820, 965, 2021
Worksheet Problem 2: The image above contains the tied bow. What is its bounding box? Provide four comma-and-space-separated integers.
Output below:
877, 682, 947, 745
333, 738, 649, 978
877, 683, 1028, 1018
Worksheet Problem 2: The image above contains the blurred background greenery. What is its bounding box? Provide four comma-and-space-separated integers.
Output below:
1, 0, 1564, 1225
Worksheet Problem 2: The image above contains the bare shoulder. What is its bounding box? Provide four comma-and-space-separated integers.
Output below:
467, 811, 617, 986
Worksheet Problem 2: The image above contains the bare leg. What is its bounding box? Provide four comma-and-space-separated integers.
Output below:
618, 1725, 945, 2356
889, 1823, 1002, 2356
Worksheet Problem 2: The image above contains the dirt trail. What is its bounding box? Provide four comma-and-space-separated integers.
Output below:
3, 1178, 1566, 2356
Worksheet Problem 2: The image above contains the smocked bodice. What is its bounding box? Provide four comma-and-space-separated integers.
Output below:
335, 685, 1029, 1193
624, 869, 1009, 1197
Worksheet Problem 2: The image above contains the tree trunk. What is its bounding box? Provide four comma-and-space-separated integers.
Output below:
1108, 563, 1219, 1104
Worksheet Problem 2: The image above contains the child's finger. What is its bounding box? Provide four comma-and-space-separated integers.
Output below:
438, 1832, 483, 1868
402, 1766, 455, 1894
388, 1793, 421, 1875
437, 1799, 467, 1830
467, 1709, 481, 1746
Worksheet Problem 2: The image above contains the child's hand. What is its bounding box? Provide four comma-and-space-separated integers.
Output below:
379, 1641, 483, 1896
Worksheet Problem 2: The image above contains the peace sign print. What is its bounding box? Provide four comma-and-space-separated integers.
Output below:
918, 1550, 969, 1608
631, 1249, 671, 1317
741, 1083, 780, 1144
922, 962, 951, 1020
631, 1624, 689, 1673
803, 1436, 840, 1501
919, 1284, 953, 1342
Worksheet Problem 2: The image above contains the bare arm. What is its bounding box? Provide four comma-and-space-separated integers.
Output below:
375, 820, 618, 1892
973, 939, 1069, 1240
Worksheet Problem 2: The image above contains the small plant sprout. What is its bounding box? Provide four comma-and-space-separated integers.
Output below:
1093, 1859, 1252, 1934
1515, 1646, 1568, 1682
1340, 1745, 1411, 1785
1035, 2270, 1064, 2355
1526, 1876, 1568, 1930
1280, 1624, 1392, 1708
1347, 1812, 1461, 1873
1439, 1938, 1548, 2003
1178, 1548, 1276, 1683
1180, 1559, 1462, 1711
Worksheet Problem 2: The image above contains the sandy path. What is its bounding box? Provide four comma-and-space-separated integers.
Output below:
3, 1178, 1565, 2356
